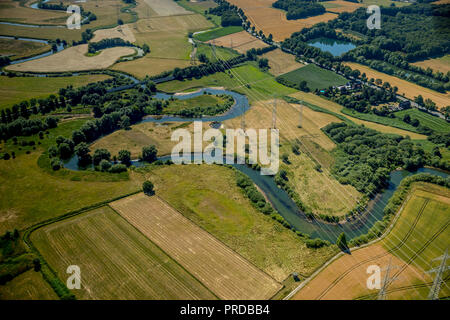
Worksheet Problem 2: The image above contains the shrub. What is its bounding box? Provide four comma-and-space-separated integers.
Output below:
109, 164, 127, 173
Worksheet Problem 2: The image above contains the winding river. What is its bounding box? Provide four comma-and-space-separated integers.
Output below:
63, 87, 449, 243
3, 2, 448, 243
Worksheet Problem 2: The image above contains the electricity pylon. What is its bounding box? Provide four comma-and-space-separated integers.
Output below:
427, 248, 449, 300
378, 257, 400, 300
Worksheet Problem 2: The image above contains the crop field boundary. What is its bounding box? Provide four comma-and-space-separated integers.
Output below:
109, 193, 283, 300
22, 190, 142, 300
284, 182, 440, 300
106, 204, 220, 299
152, 194, 284, 299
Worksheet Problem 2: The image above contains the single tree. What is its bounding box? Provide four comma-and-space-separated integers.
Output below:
143, 181, 155, 195
118, 150, 131, 166
142, 145, 158, 163
337, 232, 348, 251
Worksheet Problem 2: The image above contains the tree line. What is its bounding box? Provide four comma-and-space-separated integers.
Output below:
272, 0, 326, 20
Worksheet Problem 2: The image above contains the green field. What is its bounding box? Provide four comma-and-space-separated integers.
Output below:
177, 0, 221, 26
0, 119, 143, 233
0, 38, 51, 61
395, 108, 450, 133
194, 26, 244, 42
0, 270, 57, 300
341, 107, 450, 135
158, 64, 296, 102
148, 164, 337, 283
196, 42, 240, 61
0, 75, 110, 110
277, 64, 348, 91
31, 206, 216, 299
164, 93, 231, 113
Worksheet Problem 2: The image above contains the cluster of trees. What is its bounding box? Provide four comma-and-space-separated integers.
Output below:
172, 54, 247, 80
273, 0, 326, 20
167, 96, 234, 118
0, 56, 10, 67
72, 29, 94, 46
0, 117, 58, 141
281, 2, 450, 92
428, 132, 450, 148
331, 85, 397, 113
208, 1, 242, 27
39, 1, 97, 24
88, 38, 134, 54
323, 123, 429, 195
236, 172, 274, 215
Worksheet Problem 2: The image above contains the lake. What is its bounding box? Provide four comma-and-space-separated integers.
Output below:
308, 37, 356, 57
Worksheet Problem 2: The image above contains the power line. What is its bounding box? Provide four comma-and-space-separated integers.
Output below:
378, 257, 400, 300
427, 248, 449, 300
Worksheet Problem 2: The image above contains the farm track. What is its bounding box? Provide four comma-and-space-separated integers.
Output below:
386, 220, 450, 287
315, 198, 430, 300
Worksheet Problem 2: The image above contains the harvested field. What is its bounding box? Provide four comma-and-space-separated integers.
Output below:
225, 98, 338, 150
207, 31, 268, 54
7, 44, 135, 73
289, 91, 428, 140
292, 183, 450, 300
411, 55, 450, 75
224, 98, 362, 216
320, 1, 362, 13
0, 270, 57, 300
0, 0, 135, 42
110, 193, 282, 300
92, 25, 136, 43
344, 62, 450, 109
227, 0, 337, 41
31, 206, 216, 300
90, 121, 214, 158
0, 38, 51, 61
261, 49, 305, 76
112, 14, 213, 77
150, 164, 337, 283
144, 0, 191, 16
0, 0, 66, 25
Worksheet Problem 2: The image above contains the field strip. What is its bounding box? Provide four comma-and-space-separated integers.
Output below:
285, 187, 418, 300
109, 193, 282, 300
31, 206, 217, 299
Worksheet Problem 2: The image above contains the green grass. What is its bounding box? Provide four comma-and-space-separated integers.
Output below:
194, 26, 244, 42
196, 42, 240, 62
158, 63, 297, 103
176, 0, 221, 26
0, 74, 110, 110
340, 107, 450, 135
277, 64, 348, 91
31, 206, 216, 299
0, 119, 143, 233
0, 269, 58, 300
149, 164, 337, 282
164, 93, 231, 113
395, 109, 450, 133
